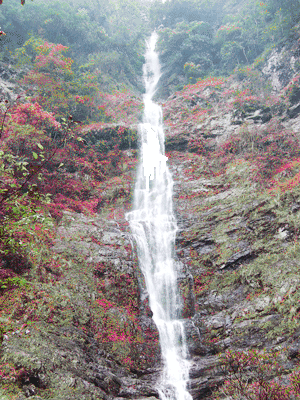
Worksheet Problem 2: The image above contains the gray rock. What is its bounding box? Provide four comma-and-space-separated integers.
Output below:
254, 296, 271, 312
262, 47, 291, 92
183, 319, 205, 356
22, 384, 37, 397
287, 101, 300, 118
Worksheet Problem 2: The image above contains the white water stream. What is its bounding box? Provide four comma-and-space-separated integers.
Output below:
126, 32, 192, 400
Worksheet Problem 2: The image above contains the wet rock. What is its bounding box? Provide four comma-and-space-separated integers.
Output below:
182, 319, 205, 356
165, 134, 189, 151
204, 313, 231, 330
231, 117, 243, 125
178, 272, 196, 318
200, 292, 226, 312
140, 293, 154, 317
188, 377, 210, 399
289, 86, 300, 104
191, 237, 215, 249
138, 315, 157, 332
93, 369, 121, 395
245, 108, 272, 123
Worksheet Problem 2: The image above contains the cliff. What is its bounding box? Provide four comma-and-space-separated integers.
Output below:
2, 1, 300, 400
165, 24, 300, 398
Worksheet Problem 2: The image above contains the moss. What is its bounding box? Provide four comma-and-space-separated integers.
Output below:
0, 205, 155, 397
46, 373, 106, 400
174, 138, 300, 345
0, 387, 22, 400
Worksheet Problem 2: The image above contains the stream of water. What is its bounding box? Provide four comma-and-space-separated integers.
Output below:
126, 31, 192, 400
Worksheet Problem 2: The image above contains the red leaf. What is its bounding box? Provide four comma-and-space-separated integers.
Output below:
21, 0, 25, 4
0, 0, 3, 5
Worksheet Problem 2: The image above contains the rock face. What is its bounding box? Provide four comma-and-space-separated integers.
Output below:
0, 62, 26, 101
1, 210, 163, 399
165, 149, 300, 396
161, 38, 300, 398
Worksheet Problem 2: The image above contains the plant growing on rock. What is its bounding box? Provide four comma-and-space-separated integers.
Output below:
163, 76, 225, 139
187, 135, 207, 155
233, 90, 262, 116
211, 117, 300, 185
214, 349, 294, 400
284, 74, 300, 105
93, 272, 160, 371
251, 120, 300, 182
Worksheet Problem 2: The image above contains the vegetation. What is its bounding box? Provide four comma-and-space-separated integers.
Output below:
0, 1, 147, 396
151, 0, 300, 95
0, 0, 148, 90
214, 349, 299, 399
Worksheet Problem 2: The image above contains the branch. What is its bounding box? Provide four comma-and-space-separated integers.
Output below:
0, 101, 11, 140
0, 116, 74, 206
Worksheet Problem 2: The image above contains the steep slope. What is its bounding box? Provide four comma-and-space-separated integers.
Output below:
162, 22, 300, 399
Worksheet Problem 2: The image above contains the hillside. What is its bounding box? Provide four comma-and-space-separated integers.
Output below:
1, 0, 300, 399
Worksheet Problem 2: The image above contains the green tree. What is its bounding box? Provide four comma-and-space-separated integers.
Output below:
157, 20, 214, 80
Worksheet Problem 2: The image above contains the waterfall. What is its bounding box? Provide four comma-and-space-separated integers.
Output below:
126, 32, 192, 400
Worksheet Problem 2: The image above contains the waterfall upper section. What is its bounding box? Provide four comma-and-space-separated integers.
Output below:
126, 31, 192, 400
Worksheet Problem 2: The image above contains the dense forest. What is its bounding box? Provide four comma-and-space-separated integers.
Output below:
2, 0, 300, 399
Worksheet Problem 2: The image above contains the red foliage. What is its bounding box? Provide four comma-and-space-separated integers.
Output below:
290, 369, 300, 395
163, 77, 225, 139
47, 202, 63, 222
11, 102, 60, 130
233, 90, 261, 113
218, 349, 292, 400
97, 90, 142, 125
251, 123, 300, 183
34, 42, 73, 72
209, 119, 300, 187
0, 268, 16, 280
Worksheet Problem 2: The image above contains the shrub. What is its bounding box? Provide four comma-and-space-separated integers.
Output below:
187, 135, 206, 155
284, 75, 300, 104
212, 119, 300, 184
215, 349, 291, 400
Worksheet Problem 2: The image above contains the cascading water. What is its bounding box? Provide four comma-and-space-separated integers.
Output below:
126, 32, 193, 400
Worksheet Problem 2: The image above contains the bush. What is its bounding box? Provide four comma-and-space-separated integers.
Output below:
214, 349, 292, 400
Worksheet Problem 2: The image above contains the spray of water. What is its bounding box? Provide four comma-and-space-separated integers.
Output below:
126, 31, 192, 400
